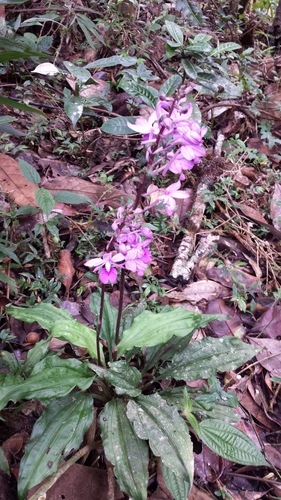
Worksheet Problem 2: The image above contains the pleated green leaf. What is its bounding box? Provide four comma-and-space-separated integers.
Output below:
161, 336, 259, 381
0, 356, 95, 411
50, 319, 102, 362
161, 461, 189, 500
91, 360, 141, 397
18, 392, 94, 500
127, 394, 193, 493
6, 303, 73, 330
100, 398, 148, 500
199, 419, 268, 466
118, 308, 223, 355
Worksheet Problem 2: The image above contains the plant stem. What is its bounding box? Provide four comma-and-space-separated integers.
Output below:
113, 268, 125, 359
96, 284, 105, 366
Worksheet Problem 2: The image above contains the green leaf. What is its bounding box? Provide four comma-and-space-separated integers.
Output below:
165, 21, 184, 45
91, 360, 141, 397
0, 49, 47, 63
210, 42, 241, 57
0, 272, 17, 293
90, 290, 118, 352
24, 339, 51, 375
127, 393, 193, 492
0, 97, 45, 116
0, 116, 14, 124
117, 308, 213, 356
185, 42, 212, 54
271, 376, 281, 383
101, 116, 137, 135
6, 303, 73, 330
119, 81, 158, 107
53, 191, 92, 205
50, 319, 102, 362
19, 159, 41, 185
0, 446, 9, 475
63, 61, 91, 83
16, 205, 38, 215
0, 243, 20, 264
63, 95, 84, 129
161, 337, 259, 381
0, 122, 26, 136
0, 356, 95, 411
77, 13, 105, 47
143, 334, 194, 373
100, 398, 148, 500
181, 58, 198, 80
199, 419, 268, 466
85, 55, 139, 69
35, 187, 55, 218
161, 462, 189, 500
0, 0, 28, 4
18, 393, 93, 500
160, 74, 182, 96
165, 43, 177, 59
196, 71, 220, 92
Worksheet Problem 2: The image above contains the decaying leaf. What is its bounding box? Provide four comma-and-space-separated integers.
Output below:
43, 177, 130, 208
57, 249, 75, 296
167, 280, 230, 304
236, 203, 268, 225
251, 305, 281, 339
0, 153, 38, 206
205, 299, 246, 338
250, 338, 281, 377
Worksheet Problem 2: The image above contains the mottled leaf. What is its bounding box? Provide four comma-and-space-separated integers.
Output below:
161, 337, 259, 381
18, 393, 93, 499
100, 398, 148, 500
127, 393, 193, 493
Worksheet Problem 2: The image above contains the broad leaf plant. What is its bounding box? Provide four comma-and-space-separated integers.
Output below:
1, 89, 268, 500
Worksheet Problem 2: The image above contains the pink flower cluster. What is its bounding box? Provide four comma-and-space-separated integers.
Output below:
128, 96, 207, 181
85, 206, 153, 284
86, 95, 207, 285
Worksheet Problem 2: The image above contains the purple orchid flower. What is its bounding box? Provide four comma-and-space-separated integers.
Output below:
146, 180, 190, 216
85, 251, 124, 285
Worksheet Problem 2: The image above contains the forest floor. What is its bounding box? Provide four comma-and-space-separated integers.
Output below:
0, 1, 281, 499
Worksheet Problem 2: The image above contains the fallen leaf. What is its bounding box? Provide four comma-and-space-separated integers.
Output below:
250, 338, 281, 377
167, 280, 230, 304
27, 464, 124, 500
251, 305, 281, 339
43, 177, 130, 208
57, 249, 75, 296
0, 153, 38, 206
236, 203, 268, 225
205, 299, 246, 338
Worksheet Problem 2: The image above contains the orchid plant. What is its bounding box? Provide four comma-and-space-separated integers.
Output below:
4, 91, 268, 500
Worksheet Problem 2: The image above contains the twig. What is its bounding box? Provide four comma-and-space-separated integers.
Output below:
28, 445, 91, 500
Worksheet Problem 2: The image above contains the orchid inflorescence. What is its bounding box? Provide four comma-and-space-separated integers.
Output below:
85, 92, 207, 285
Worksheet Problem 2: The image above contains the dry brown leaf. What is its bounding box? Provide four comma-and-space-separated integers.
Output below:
270, 183, 281, 231
43, 177, 130, 208
250, 338, 281, 377
167, 280, 230, 304
0, 153, 38, 206
57, 249, 75, 296
205, 298, 246, 338
251, 305, 281, 339
237, 203, 268, 224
